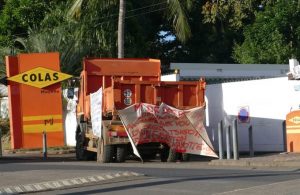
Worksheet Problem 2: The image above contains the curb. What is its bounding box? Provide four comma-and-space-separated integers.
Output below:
0, 171, 143, 194
209, 160, 300, 167
4, 149, 75, 155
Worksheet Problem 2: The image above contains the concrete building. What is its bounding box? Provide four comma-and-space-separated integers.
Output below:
167, 63, 289, 83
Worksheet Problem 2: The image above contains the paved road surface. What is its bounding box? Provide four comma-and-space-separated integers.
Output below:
1, 153, 300, 194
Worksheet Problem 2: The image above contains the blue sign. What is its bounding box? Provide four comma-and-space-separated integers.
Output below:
238, 107, 250, 123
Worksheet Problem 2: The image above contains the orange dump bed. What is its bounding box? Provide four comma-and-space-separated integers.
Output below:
78, 58, 162, 118
78, 58, 206, 119
103, 80, 206, 116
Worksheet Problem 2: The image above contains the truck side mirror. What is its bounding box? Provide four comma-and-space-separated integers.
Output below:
67, 87, 75, 99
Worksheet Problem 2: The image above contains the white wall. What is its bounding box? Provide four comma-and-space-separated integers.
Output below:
206, 77, 300, 152
161, 73, 180, 81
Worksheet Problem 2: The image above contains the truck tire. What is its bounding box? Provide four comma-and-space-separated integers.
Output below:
116, 145, 127, 163
182, 153, 190, 162
167, 148, 178, 162
76, 130, 90, 160
97, 139, 114, 163
160, 144, 169, 162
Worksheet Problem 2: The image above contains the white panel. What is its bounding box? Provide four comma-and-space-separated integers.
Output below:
206, 77, 300, 152
161, 74, 179, 81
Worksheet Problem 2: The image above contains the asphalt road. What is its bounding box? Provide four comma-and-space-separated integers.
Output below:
35, 165, 300, 195
1, 154, 300, 194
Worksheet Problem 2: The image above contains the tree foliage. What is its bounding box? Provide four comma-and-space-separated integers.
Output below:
233, 0, 300, 64
1, 0, 300, 77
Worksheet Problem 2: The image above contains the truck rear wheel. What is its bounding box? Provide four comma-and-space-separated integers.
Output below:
76, 130, 94, 160
160, 144, 169, 162
167, 148, 178, 162
116, 145, 127, 163
97, 139, 114, 163
182, 153, 190, 162
75, 131, 86, 160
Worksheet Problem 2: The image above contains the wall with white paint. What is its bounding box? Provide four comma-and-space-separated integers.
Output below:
206, 77, 300, 152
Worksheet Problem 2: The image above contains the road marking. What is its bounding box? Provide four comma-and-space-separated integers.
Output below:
24, 185, 34, 191
123, 172, 130, 176
52, 181, 62, 188
88, 176, 97, 182
33, 184, 43, 191
79, 178, 88, 183
43, 182, 54, 189
97, 176, 105, 180
105, 174, 114, 179
0, 172, 143, 194
61, 180, 72, 186
4, 188, 13, 194
14, 186, 23, 193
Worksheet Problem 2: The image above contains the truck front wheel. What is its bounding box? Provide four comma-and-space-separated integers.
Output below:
116, 145, 127, 163
97, 139, 114, 163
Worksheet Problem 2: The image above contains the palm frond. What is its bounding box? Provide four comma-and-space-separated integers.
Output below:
67, 0, 83, 19
167, 0, 192, 43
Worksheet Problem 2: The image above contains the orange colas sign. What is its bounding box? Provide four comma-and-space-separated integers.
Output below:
286, 110, 300, 152
6, 53, 71, 149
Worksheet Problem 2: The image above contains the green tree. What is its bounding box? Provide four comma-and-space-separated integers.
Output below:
69, 0, 193, 58
0, 0, 52, 50
16, 1, 118, 74
202, 0, 277, 30
233, 0, 300, 64
0, 0, 55, 76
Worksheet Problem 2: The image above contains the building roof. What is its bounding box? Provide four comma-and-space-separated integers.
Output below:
170, 63, 289, 79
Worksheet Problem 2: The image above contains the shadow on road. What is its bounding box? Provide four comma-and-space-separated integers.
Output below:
0, 153, 77, 164
60, 170, 300, 195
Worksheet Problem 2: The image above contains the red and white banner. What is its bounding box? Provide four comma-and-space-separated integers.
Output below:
118, 103, 218, 159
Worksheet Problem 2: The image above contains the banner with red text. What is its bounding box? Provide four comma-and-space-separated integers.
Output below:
118, 103, 218, 158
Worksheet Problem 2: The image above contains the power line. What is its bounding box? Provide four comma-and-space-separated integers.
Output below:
9, 2, 169, 37
125, 7, 168, 19
94, 6, 168, 27
126, 1, 167, 13
92, 1, 168, 24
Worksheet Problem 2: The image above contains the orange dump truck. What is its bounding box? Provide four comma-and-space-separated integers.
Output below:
74, 58, 205, 162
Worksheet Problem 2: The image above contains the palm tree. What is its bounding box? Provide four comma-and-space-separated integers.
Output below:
166, 0, 192, 42
118, 0, 125, 58
69, 0, 193, 57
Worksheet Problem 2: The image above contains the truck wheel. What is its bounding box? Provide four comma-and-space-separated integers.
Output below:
160, 144, 169, 162
167, 148, 178, 162
182, 153, 190, 162
97, 139, 114, 163
76, 126, 95, 161
140, 152, 157, 160
116, 145, 127, 163
76, 131, 88, 160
